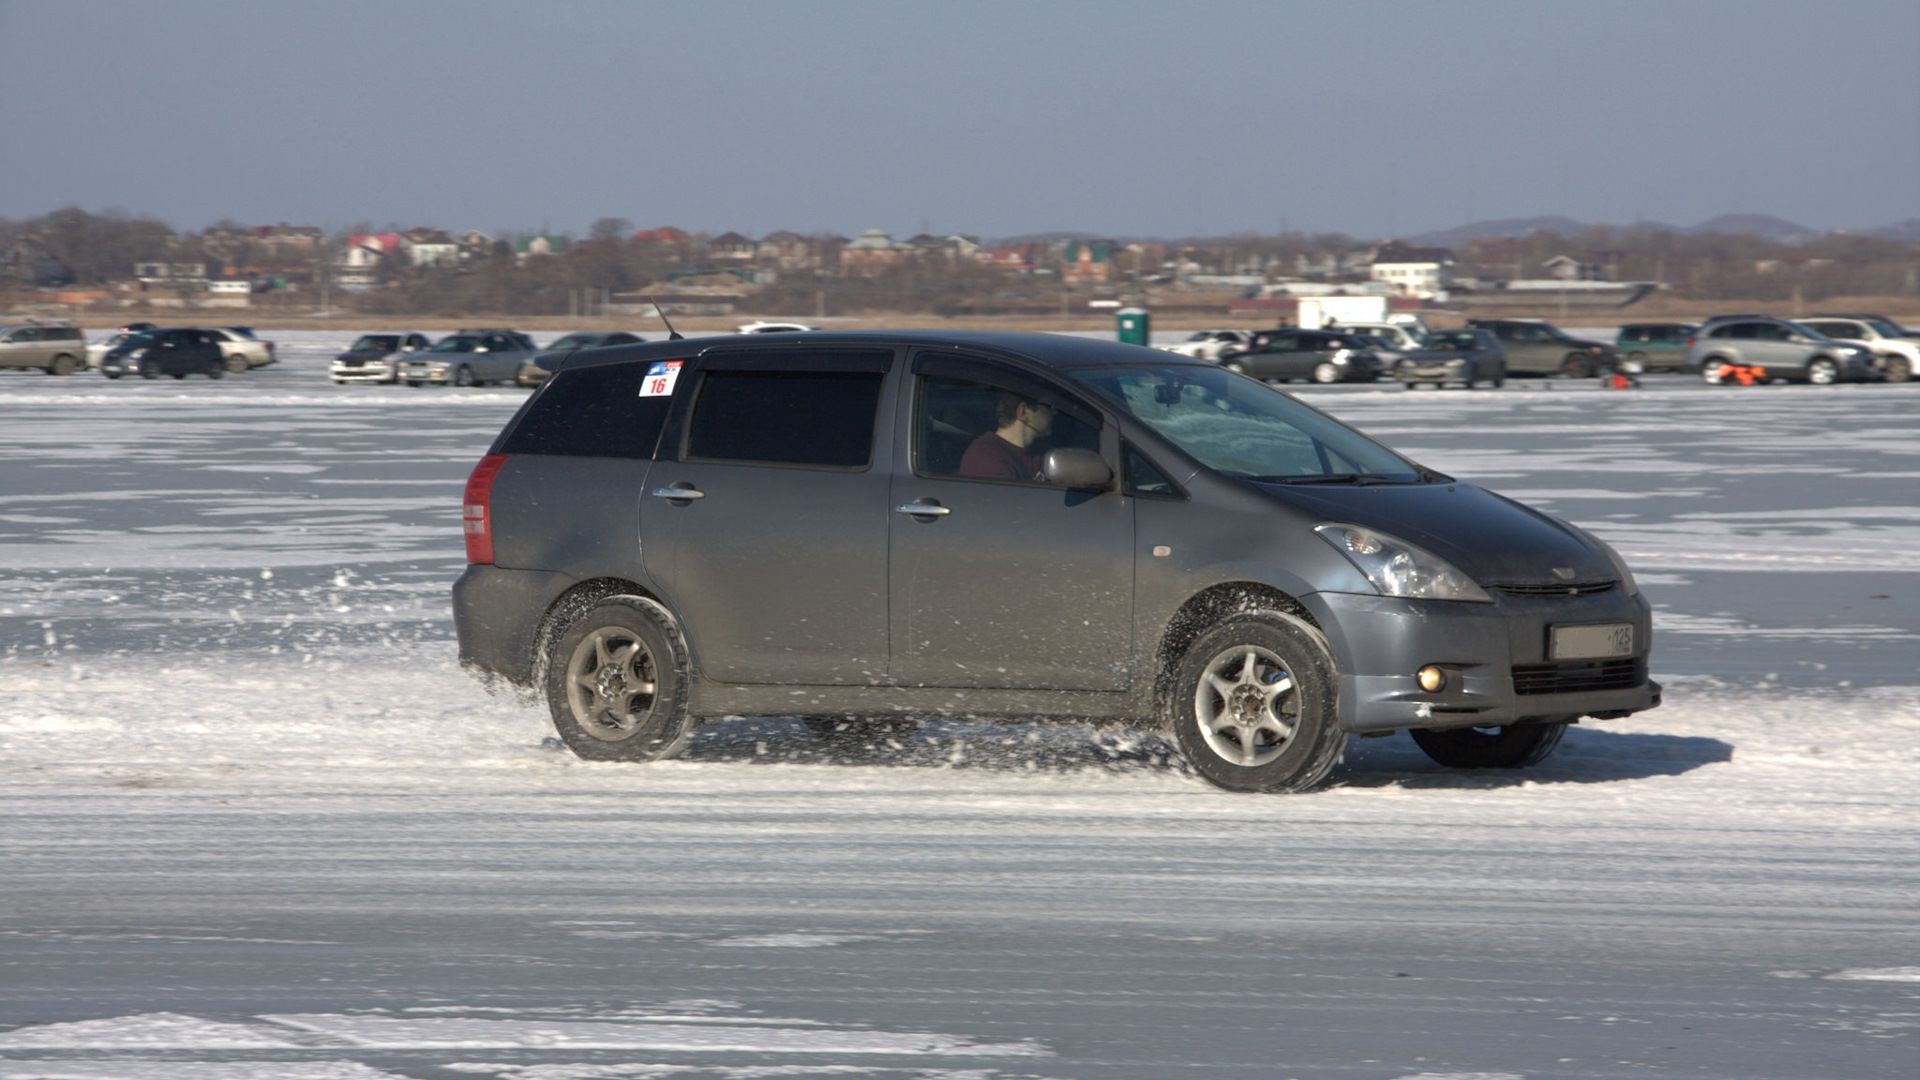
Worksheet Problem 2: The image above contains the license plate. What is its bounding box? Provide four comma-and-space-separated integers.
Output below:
1550, 623, 1634, 660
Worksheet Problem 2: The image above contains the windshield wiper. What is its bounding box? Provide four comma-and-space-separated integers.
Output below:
1252, 468, 1452, 486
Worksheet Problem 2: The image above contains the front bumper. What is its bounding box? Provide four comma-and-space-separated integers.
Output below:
329, 361, 398, 382
398, 365, 452, 382
1303, 588, 1659, 733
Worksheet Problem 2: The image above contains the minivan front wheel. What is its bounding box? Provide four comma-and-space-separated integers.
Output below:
1805, 358, 1839, 385
544, 595, 693, 762
1171, 613, 1345, 793
1410, 720, 1568, 769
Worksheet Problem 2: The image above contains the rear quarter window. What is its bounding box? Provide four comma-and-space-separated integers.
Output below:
498, 361, 673, 459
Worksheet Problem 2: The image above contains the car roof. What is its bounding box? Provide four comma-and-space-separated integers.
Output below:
569, 329, 1207, 373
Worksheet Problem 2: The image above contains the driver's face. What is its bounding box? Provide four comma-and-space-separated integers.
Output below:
1020, 401, 1055, 437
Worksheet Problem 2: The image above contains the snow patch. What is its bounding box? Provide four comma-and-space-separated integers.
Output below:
257, 1014, 1045, 1056
707, 933, 876, 948
1825, 966, 1920, 982
0, 1065, 401, 1080
0, 1013, 296, 1049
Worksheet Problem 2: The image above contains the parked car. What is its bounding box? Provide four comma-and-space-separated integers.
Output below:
98, 327, 227, 379
0, 322, 88, 375
517, 331, 647, 387
1220, 328, 1390, 383
1335, 321, 1428, 352
87, 330, 136, 370
1684, 316, 1878, 385
1795, 315, 1918, 383
1156, 328, 1255, 362
329, 332, 434, 384
203, 326, 276, 371
1393, 328, 1507, 389
1614, 323, 1699, 372
397, 330, 538, 387
453, 330, 1658, 793
1467, 319, 1617, 377
736, 321, 818, 334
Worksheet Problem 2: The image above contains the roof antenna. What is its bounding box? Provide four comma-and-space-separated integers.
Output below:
650, 296, 683, 340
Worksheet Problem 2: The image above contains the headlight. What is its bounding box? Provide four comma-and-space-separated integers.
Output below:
1314, 523, 1492, 603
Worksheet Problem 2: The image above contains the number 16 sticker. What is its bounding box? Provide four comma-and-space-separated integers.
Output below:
639, 360, 682, 397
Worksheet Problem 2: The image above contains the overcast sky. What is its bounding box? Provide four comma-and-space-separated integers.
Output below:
2, 0, 1915, 241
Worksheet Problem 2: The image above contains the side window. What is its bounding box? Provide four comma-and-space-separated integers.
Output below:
914, 370, 1100, 484
1123, 444, 1178, 498
1726, 323, 1756, 340
1623, 327, 1647, 343
1755, 323, 1790, 341
10, 328, 40, 343
686, 370, 884, 468
498, 361, 674, 459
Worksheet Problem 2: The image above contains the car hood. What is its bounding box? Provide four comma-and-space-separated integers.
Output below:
335, 350, 398, 360
1256, 481, 1615, 586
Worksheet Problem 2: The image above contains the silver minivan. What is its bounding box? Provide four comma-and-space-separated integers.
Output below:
453, 331, 1658, 792
0, 323, 88, 374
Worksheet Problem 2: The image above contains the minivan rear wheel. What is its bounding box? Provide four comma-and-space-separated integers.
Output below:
1170, 613, 1345, 793
1410, 720, 1568, 768
49, 354, 77, 376
544, 595, 693, 762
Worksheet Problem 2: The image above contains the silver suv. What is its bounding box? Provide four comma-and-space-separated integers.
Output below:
452, 331, 1658, 793
0, 323, 88, 375
1685, 316, 1878, 385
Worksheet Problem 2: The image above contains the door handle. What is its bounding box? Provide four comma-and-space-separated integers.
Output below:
651, 485, 705, 501
895, 501, 951, 517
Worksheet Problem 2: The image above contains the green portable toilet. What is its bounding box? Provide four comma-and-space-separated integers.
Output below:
1116, 306, 1150, 346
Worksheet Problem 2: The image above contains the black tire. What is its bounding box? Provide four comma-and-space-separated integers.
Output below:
172, 372, 187, 380
104, 372, 122, 380
1410, 720, 1568, 768
140, 361, 159, 380
1311, 362, 1341, 384
453, 365, 476, 387
543, 595, 694, 762
224, 355, 249, 373
49, 354, 77, 376
1887, 357, 1912, 383
1561, 354, 1594, 379
1169, 612, 1345, 793
207, 364, 223, 380
405, 380, 422, 387
1805, 357, 1839, 385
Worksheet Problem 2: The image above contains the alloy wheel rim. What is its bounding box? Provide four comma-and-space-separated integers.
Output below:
1194, 646, 1300, 767
565, 628, 659, 740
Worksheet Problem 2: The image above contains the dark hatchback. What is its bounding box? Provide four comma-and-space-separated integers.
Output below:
454, 331, 1657, 792
517, 331, 647, 387
1219, 328, 1389, 383
99, 327, 227, 379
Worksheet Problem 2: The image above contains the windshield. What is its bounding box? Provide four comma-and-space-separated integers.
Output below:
121, 332, 157, 347
1068, 365, 1433, 484
428, 336, 477, 353
547, 333, 596, 350
350, 335, 401, 352
1424, 330, 1479, 350
1865, 319, 1910, 338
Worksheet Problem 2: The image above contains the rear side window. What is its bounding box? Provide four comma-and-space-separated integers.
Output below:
499, 361, 673, 459
686, 370, 884, 468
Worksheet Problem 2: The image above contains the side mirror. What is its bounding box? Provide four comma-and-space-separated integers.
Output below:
1042, 447, 1114, 491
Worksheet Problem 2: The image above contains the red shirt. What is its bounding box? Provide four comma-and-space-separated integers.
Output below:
958, 432, 1041, 481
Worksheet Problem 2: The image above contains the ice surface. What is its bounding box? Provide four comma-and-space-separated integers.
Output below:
3, 342, 1918, 1079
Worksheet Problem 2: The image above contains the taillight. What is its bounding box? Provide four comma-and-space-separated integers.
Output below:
463, 454, 509, 564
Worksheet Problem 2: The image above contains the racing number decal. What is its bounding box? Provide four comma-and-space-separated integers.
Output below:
639, 360, 683, 397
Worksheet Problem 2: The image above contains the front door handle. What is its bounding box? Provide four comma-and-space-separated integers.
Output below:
895, 500, 951, 517
651, 485, 705, 501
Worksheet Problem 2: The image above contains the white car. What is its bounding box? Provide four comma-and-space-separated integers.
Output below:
1335, 322, 1429, 352
736, 321, 818, 334
202, 326, 276, 371
86, 330, 137, 370
1156, 329, 1254, 362
1796, 315, 1918, 383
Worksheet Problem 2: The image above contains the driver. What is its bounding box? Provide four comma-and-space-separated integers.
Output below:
958, 390, 1054, 481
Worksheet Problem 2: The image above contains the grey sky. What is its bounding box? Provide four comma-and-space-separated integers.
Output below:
2, 0, 1914, 241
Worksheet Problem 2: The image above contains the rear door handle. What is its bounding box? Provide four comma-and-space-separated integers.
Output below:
651, 485, 705, 501
895, 501, 951, 517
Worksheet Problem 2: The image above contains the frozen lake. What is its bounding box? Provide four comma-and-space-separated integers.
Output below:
1, 337, 1916, 1079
